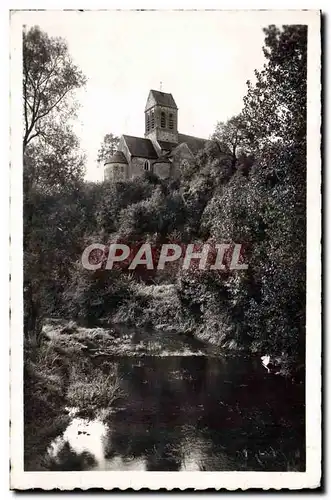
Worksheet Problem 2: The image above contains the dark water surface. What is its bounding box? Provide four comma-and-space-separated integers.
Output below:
43, 355, 305, 471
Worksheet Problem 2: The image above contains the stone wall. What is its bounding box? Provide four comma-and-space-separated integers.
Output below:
170, 143, 194, 178
145, 105, 178, 144
104, 163, 128, 182
130, 157, 150, 178
153, 161, 171, 179
128, 157, 171, 179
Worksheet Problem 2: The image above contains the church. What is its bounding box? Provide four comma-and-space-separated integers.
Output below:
104, 90, 209, 181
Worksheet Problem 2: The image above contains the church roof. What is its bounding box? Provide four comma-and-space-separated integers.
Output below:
118, 132, 208, 162
158, 140, 178, 151
105, 151, 128, 164
178, 133, 208, 154
123, 135, 158, 159
146, 90, 178, 110
152, 154, 172, 164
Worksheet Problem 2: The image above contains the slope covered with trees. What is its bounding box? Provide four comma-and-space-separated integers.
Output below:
23, 25, 307, 374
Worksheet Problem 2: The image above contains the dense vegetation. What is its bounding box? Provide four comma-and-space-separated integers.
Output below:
24, 25, 306, 374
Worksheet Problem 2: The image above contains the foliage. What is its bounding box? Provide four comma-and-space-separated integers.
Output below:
211, 114, 248, 166
23, 26, 87, 342
23, 25, 86, 149
63, 266, 128, 324
97, 133, 120, 164
67, 367, 122, 409
23, 25, 307, 367
242, 25, 307, 150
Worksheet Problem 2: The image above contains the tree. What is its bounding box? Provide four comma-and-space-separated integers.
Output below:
241, 24, 307, 237
24, 123, 85, 195
23, 27, 86, 196
23, 26, 86, 151
239, 25, 307, 360
211, 114, 247, 167
97, 133, 120, 164
23, 26, 86, 341
243, 25, 307, 151
176, 25, 307, 363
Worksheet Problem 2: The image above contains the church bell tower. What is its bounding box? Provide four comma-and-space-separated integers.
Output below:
144, 89, 178, 146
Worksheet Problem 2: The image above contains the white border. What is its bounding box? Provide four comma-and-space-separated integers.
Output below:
9, 8, 321, 490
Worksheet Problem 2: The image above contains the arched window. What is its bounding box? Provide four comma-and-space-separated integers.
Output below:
151, 111, 155, 129
161, 111, 166, 128
144, 160, 150, 171
169, 113, 174, 130
146, 113, 150, 132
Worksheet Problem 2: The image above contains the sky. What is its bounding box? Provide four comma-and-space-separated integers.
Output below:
23, 10, 271, 181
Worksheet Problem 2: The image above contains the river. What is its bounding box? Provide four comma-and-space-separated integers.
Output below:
41, 352, 305, 471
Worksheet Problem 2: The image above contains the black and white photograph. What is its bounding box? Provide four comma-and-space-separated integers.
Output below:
10, 8, 321, 490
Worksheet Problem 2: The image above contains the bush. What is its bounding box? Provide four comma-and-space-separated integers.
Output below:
64, 266, 132, 324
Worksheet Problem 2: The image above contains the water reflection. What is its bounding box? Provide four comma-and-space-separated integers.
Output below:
45, 356, 305, 471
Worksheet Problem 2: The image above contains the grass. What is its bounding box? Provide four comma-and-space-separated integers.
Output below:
24, 340, 69, 421
67, 365, 122, 410
25, 334, 123, 419
24, 328, 124, 470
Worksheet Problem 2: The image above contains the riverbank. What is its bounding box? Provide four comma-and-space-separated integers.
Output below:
24, 325, 305, 472
24, 317, 210, 470
110, 282, 304, 380
24, 321, 121, 470
24, 314, 304, 470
